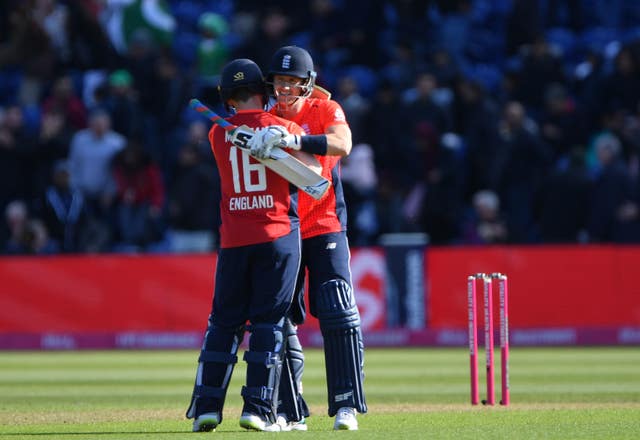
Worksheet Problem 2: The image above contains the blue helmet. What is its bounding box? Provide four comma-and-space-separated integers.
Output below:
218, 58, 266, 109
267, 46, 316, 98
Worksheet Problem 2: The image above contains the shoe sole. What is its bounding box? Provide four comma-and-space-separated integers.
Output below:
195, 422, 217, 432
193, 417, 219, 432
334, 424, 358, 430
240, 418, 280, 432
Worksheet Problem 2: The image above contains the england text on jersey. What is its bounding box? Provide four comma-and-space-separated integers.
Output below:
229, 195, 275, 211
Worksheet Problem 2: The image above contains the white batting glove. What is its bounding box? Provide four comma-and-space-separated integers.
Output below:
248, 125, 287, 159
279, 133, 302, 150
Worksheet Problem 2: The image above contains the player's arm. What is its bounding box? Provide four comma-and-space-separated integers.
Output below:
281, 99, 352, 157
267, 123, 352, 157
323, 123, 352, 157
288, 123, 323, 174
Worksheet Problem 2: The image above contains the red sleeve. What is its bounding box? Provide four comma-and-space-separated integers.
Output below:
284, 119, 306, 136
321, 99, 348, 129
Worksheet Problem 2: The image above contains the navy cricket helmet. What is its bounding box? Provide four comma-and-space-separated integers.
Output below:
267, 46, 317, 98
218, 58, 266, 109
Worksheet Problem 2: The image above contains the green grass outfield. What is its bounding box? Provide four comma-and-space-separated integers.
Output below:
1, 347, 639, 439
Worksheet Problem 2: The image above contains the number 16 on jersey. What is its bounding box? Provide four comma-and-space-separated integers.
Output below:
189, 99, 330, 200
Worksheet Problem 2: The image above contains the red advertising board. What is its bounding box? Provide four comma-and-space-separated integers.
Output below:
0, 248, 387, 338
426, 245, 640, 329
1, 245, 639, 349
0, 254, 216, 333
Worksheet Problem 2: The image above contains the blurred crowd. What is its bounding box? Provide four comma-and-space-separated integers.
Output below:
2, 0, 640, 255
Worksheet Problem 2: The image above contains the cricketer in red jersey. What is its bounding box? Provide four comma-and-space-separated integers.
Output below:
258, 46, 367, 431
211, 109, 305, 248
186, 59, 310, 433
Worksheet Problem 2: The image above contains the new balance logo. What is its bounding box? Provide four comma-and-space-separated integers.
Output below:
326, 242, 337, 250
282, 55, 292, 69
334, 391, 353, 402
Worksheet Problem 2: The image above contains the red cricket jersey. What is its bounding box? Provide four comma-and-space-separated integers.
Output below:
270, 98, 349, 239
210, 109, 305, 248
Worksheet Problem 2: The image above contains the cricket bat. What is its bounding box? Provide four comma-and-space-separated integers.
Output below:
189, 99, 329, 200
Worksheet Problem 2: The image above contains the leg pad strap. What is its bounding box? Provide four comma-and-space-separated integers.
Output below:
198, 350, 238, 364
241, 385, 274, 401
193, 385, 225, 399
244, 351, 278, 367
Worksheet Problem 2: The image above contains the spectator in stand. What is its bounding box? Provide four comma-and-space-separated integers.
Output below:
493, 101, 553, 242
587, 133, 640, 242
31, 107, 74, 201
35, 160, 88, 254
6, 218, 59, 255
535, 147, 592, 243
3, 199, 29, 254
451, 76, 500, 200
339, 0, 386, 68
32, 0, 117, 72
111, 141, 165, 251
0, 105, 35, 210
505, 0, 542, 56
408, 123, 463, 244
402, 72, 452, 144
235, 7, 293, 71
101, 69, 144, 140
598, 45, 640, 119
306, 0, 343, 70
67, 107, 125, 251
461, 189, 508, 244
335, 75, 370, 144
167, 143, 219, 253
340, 143, 379, 246
62, 0, 119, 71
538, 82, 586, 161
131, 49, 189, 165
0, 1, 56, 106
41, 73, 87, 131
174, 119, 211, 170
428, 48, 460, 90
573, 49, 606, 130
196, 12, 230, 81
431, 0, 474, 70
68, 107, 125, 204
380, 39, 426, 93
512, 34, 566, 114
361, 79, 410, 235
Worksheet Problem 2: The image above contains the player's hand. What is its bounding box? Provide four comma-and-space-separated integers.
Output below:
279, 132, 302, 150
248, 125, 288, 159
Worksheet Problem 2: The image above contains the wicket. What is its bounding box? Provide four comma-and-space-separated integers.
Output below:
467, 272, 510, 406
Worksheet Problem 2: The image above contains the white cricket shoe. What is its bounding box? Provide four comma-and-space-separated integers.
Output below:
333, 407, 358, 430
277, 414, 309, 431
239, 412, 281, 432
192, 412, 220, 432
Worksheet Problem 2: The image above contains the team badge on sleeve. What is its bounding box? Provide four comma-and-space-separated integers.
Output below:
334, 108, 346, 122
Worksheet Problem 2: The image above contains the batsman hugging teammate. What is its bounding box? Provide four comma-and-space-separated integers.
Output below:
249, 45, 368, 431
185, 58, 311, 432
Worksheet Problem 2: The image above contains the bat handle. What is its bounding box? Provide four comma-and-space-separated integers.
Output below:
189, 98, 232, 129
